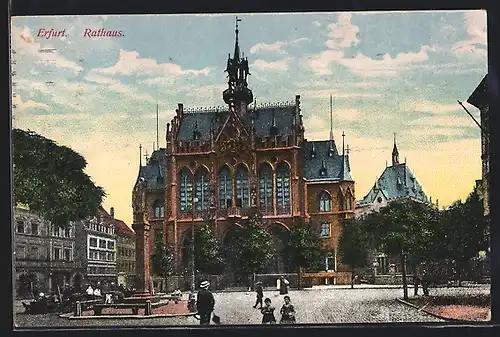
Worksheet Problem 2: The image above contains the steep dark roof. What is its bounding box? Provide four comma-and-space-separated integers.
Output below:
175, 103, 297, 141
99, 207, 135, 238
138, 148, 167, 190
359, 163, 428, 204
467, 74, 488, 110
302, 140, 352, 181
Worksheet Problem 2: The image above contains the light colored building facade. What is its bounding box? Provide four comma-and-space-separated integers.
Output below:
74, 207, 117, 286
13, 207, 83, 297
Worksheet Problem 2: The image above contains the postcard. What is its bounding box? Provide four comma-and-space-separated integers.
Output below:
11, 11, 490, 328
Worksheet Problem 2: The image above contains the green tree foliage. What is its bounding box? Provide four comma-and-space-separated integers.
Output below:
184, 221, 224, 275
283, 219, 326, 273
366, 200, 438, 262
227, 208, 274, 275
12, 129, 105, 227
338, 217, 373, 271
151, 232, 174, 278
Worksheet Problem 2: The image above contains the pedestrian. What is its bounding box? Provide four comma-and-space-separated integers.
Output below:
413, 263, 421, 296
279, 295, 296, 324
260, 298, 276, 324
279, 276, 289, 295
196, 280, 215, 325
421, 262, 430, 296
253, 281, 263, 309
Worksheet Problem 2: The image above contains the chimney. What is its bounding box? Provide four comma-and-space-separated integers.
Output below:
110, 207, 115, 218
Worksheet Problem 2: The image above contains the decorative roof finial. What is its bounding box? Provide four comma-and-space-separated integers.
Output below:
329, 94, 334, 141
342, 130, 345, 156
234, 16, 242, 62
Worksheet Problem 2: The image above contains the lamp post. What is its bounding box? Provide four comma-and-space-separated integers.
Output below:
191, 196, 198, 292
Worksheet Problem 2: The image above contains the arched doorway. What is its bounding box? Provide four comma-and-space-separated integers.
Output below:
266, 223, 290, 274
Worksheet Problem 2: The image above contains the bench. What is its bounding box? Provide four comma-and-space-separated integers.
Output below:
92, 301, 152, 316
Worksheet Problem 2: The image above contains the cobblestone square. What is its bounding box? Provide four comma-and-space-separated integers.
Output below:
14, 286, 489, 328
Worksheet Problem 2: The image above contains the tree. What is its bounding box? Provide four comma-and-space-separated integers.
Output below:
435, 189, 487, 285
364, 199, 438, 300
151, 232, 174, 278
227, 208, 274, 283
338, 217, 374, 288
12, 129, 105, 227
184, 221, 225, 275
283, 219, 326, 290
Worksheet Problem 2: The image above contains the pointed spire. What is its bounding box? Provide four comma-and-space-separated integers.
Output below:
139, 144, 142, 167
342, 130, 345, 156
233, 16, 242, 62
392, 133, 399, 166
329, 94, 334, 141
156, 102, 159, 150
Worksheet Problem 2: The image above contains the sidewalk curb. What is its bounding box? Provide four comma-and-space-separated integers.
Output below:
61, 312, 196, 320
396, 298, 468, 323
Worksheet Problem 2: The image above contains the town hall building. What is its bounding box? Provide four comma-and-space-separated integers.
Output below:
131, 20, 356, 289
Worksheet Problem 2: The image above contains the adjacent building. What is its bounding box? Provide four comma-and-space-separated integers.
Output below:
13, 207, 83, 297
74, 207, 117, 286
131, 21, 356, 288
112, 207, 136, 287
467, 74, 490, 252
355, 137, 429, 219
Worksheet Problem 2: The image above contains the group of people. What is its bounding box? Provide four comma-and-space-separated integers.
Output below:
195, 275, 296, 325
84, 282, 134, 304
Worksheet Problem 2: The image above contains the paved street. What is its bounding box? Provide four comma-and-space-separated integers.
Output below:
14, 286, 489, 328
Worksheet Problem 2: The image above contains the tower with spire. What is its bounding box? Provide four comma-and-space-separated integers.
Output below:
392, 133, 399, 166
223, 16, 253, 115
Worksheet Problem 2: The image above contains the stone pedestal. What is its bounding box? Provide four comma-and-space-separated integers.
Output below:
132, 212, 152, 298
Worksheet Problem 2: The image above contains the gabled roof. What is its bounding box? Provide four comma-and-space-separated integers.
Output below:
99, 207, 135, 238
137, 148, 167, 191
467, 74, 488, 110
302, 140, 353, 182
359, 163, 428, 204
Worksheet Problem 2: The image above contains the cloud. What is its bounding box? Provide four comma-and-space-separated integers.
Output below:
304, 50, 345, 75
313, 21, 322, 27
84, 72, 155, 103
11, 25, 83, 74
251, 58, 291, 71
12, 94, 50, 111
409, 127, 466, 138
452, 11, 487, 57
409, 115, 476, 128
249, 38, 310, 54
139, 77, 176, 86
94, 49, 212, 77
325, 13, 360, 50
338, 46, 433, 77
403, 100, 461, 114
301, 89, 380, 99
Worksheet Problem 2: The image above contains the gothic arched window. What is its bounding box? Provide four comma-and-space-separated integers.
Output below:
195, 167, 210, 212
179, 168, 193, 213
153, 199, 165, 218
235, 164, 250, 208
218, 166, 232, 210
276, 163, 291, 214
319, 192, 331, 212
259, 163, 273, 215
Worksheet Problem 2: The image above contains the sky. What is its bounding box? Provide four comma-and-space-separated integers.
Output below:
11, 11, 487, 225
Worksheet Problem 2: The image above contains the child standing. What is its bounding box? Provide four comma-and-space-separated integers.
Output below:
260, 298, 276, 324
279, 295, 296, 324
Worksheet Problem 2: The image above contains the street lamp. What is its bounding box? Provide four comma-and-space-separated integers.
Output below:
191, 196, 199, 292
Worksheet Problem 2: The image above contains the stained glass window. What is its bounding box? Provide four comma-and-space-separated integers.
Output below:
179, 168, 193, 212
195, 168, 210, 211
219, 166, 232, 210
319, 192, 331, 212
259, 163, 273, 214
235, 165, 250, 208
276, 163, 291, 214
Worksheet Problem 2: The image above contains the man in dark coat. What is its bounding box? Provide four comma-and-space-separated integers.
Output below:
253, 281, 264, 309
279, 276, 289, 295
196, 280, 215, 325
